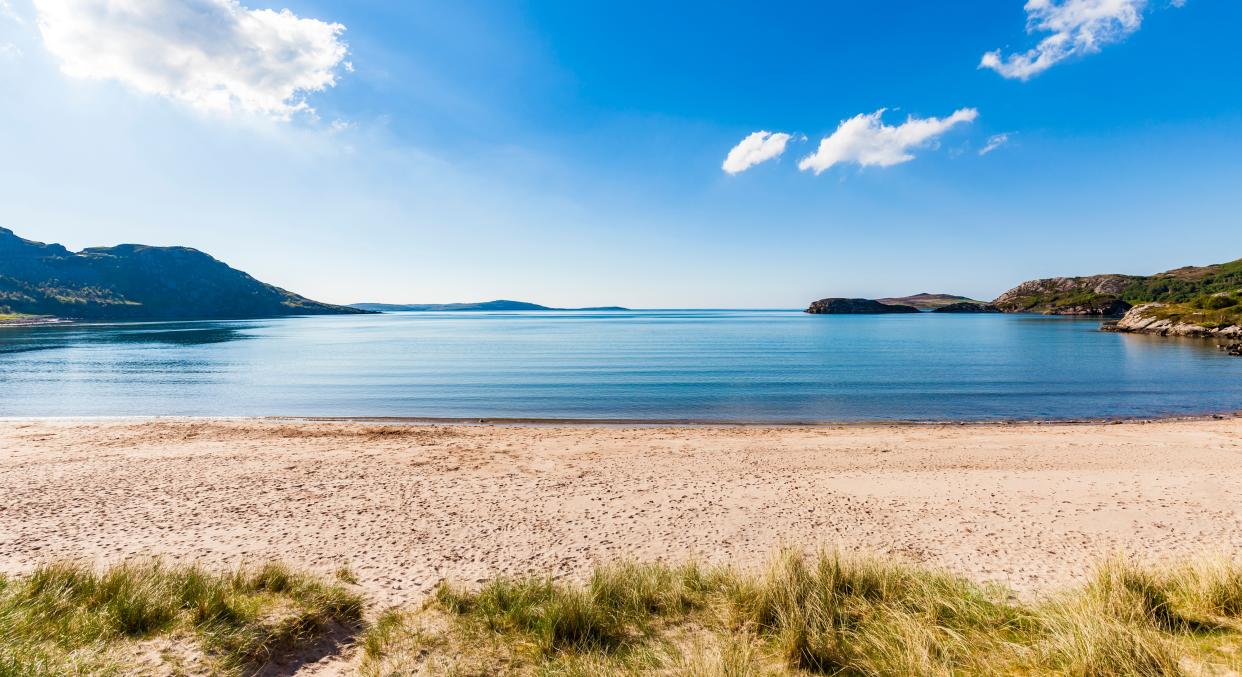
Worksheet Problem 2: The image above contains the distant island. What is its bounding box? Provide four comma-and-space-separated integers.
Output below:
875, 293, 984, 310
349, 300, 628, 312
0, 227, 365, 321
807, 294, 998, 314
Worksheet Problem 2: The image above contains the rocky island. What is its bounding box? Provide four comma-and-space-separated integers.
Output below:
806, 298, 920, 314
933, 302, 1000, 313
0, 227, 366, 321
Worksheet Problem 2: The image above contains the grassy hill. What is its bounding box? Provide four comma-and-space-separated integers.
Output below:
876, 293, 982, 309
0, 227, 366, 321
993, 258, 1242, 318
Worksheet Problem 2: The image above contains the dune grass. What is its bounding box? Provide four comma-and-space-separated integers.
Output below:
0, 559, 364, 676
359, 550, 1242, 677
4, 552, 1240, 675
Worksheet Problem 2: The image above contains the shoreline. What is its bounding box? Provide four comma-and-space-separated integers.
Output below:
290, 409, 1242, 427
4, 409, 1241, 428
2, 416, 1240, 606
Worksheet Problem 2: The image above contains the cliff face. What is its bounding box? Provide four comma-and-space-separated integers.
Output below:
991, 275, 1137, 315
0, 227, 367, 320
806, 298, 920, 314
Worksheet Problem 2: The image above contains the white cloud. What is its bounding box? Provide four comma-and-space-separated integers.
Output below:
32, 0, 349, 119
979, 133, 1011, 155
797, 108, 978, 175
722, 131, 793, 174
980, 0, 1182, 80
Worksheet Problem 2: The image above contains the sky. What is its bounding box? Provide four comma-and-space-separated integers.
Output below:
0, 0, 1239, 308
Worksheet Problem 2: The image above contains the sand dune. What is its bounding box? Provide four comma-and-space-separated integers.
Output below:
1, 418, 1240, 603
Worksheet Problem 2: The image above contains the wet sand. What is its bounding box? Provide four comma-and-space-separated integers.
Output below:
1, 417, 1240, 603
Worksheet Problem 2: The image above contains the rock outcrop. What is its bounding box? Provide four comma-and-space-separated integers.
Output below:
805, 298, 921, 314
932, 302, 1000, 313
1102, 303, 1242, 339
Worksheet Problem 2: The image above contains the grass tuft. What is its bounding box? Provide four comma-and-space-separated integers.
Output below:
360, 550, 1242, 676
0, 559, 363, 676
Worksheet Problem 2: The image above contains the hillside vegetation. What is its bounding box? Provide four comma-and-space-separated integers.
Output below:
0, 227, 365, 321
993, 258, 1242, 318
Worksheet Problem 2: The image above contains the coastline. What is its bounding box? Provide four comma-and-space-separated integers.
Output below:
0, 315, 67, 327
290, 409, 1242, 427
3, 416, 1240, 607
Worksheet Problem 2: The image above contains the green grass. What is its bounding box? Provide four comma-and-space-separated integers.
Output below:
360, 550, 1242, 676
0, 559, 364, 676
7, 552, 1241, 675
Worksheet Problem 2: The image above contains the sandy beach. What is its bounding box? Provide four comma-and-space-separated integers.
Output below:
1, 417, 1240, 604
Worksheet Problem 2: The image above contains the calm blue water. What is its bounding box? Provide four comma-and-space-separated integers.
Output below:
1, 311, 1240, 421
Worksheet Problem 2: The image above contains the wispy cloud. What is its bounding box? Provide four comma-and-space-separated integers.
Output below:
722, 131, 794, 174
797, 108, 978, 175
32, 0, 350, 119
0, 0, 22, 24
981, 0, 1183, 80
979, 133, 1012, 155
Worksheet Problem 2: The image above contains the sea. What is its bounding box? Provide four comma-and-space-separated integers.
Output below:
2, 310, 1240, 421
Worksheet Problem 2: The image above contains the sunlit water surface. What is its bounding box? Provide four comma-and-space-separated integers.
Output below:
2, 311, 1240, 421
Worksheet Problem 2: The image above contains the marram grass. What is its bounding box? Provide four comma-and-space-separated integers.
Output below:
0, 559, 363, 677
360, 550, 1242, 677
4, 552, 1241, 675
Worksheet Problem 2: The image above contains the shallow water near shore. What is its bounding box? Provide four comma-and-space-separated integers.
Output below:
1, 310, 1240, 420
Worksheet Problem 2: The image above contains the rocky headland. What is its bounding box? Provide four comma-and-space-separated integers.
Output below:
991, 257, 1242, 318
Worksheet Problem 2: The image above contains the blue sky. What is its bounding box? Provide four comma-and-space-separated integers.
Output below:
1, 0, 1239, 308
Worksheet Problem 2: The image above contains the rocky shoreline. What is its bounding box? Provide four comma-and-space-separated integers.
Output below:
1101, 303, 1242, 339
0, 315, 67, 327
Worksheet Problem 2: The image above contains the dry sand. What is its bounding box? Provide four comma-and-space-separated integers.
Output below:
1, 417, 1240, 604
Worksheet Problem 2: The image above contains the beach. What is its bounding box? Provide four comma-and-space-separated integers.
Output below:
2, 417, 1240, 605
